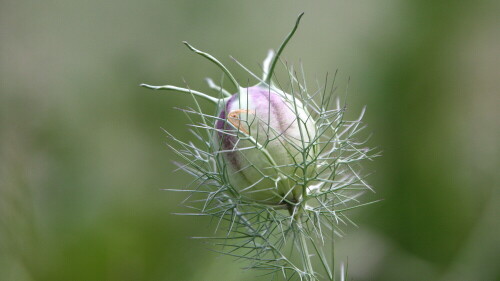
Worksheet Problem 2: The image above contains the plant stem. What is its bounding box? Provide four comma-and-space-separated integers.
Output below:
297, 211, 315, 280
332, 219, 335, 281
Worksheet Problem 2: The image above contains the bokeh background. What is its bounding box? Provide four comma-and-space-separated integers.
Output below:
1, 0, 499, 280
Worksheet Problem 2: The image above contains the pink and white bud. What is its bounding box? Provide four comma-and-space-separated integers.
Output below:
215, 85, 317, 204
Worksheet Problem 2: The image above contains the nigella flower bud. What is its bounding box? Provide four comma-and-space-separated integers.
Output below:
143, 13, 378, 279
141, 13, 319, 205
215, 86, 317, 204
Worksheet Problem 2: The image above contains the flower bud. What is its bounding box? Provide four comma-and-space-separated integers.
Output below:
215, 85, 317, 204
142, 13, 321, 205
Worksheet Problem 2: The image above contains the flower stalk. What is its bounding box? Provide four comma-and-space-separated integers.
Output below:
297, 209, 316, 280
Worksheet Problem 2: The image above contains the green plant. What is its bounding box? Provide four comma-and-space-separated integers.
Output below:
142, 13, 378, 281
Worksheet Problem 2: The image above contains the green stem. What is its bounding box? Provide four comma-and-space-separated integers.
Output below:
182, 41, 240, 94
297, 211, 315, 280
140, 83, 220, 104
264, 12, 304, 85
310, 236, 334, 280
332, 217, 336, 281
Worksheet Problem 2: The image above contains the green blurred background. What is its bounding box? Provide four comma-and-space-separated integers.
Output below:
1, 0, 499, 280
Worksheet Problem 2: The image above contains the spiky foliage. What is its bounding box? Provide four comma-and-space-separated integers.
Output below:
141, 13, 378, 281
